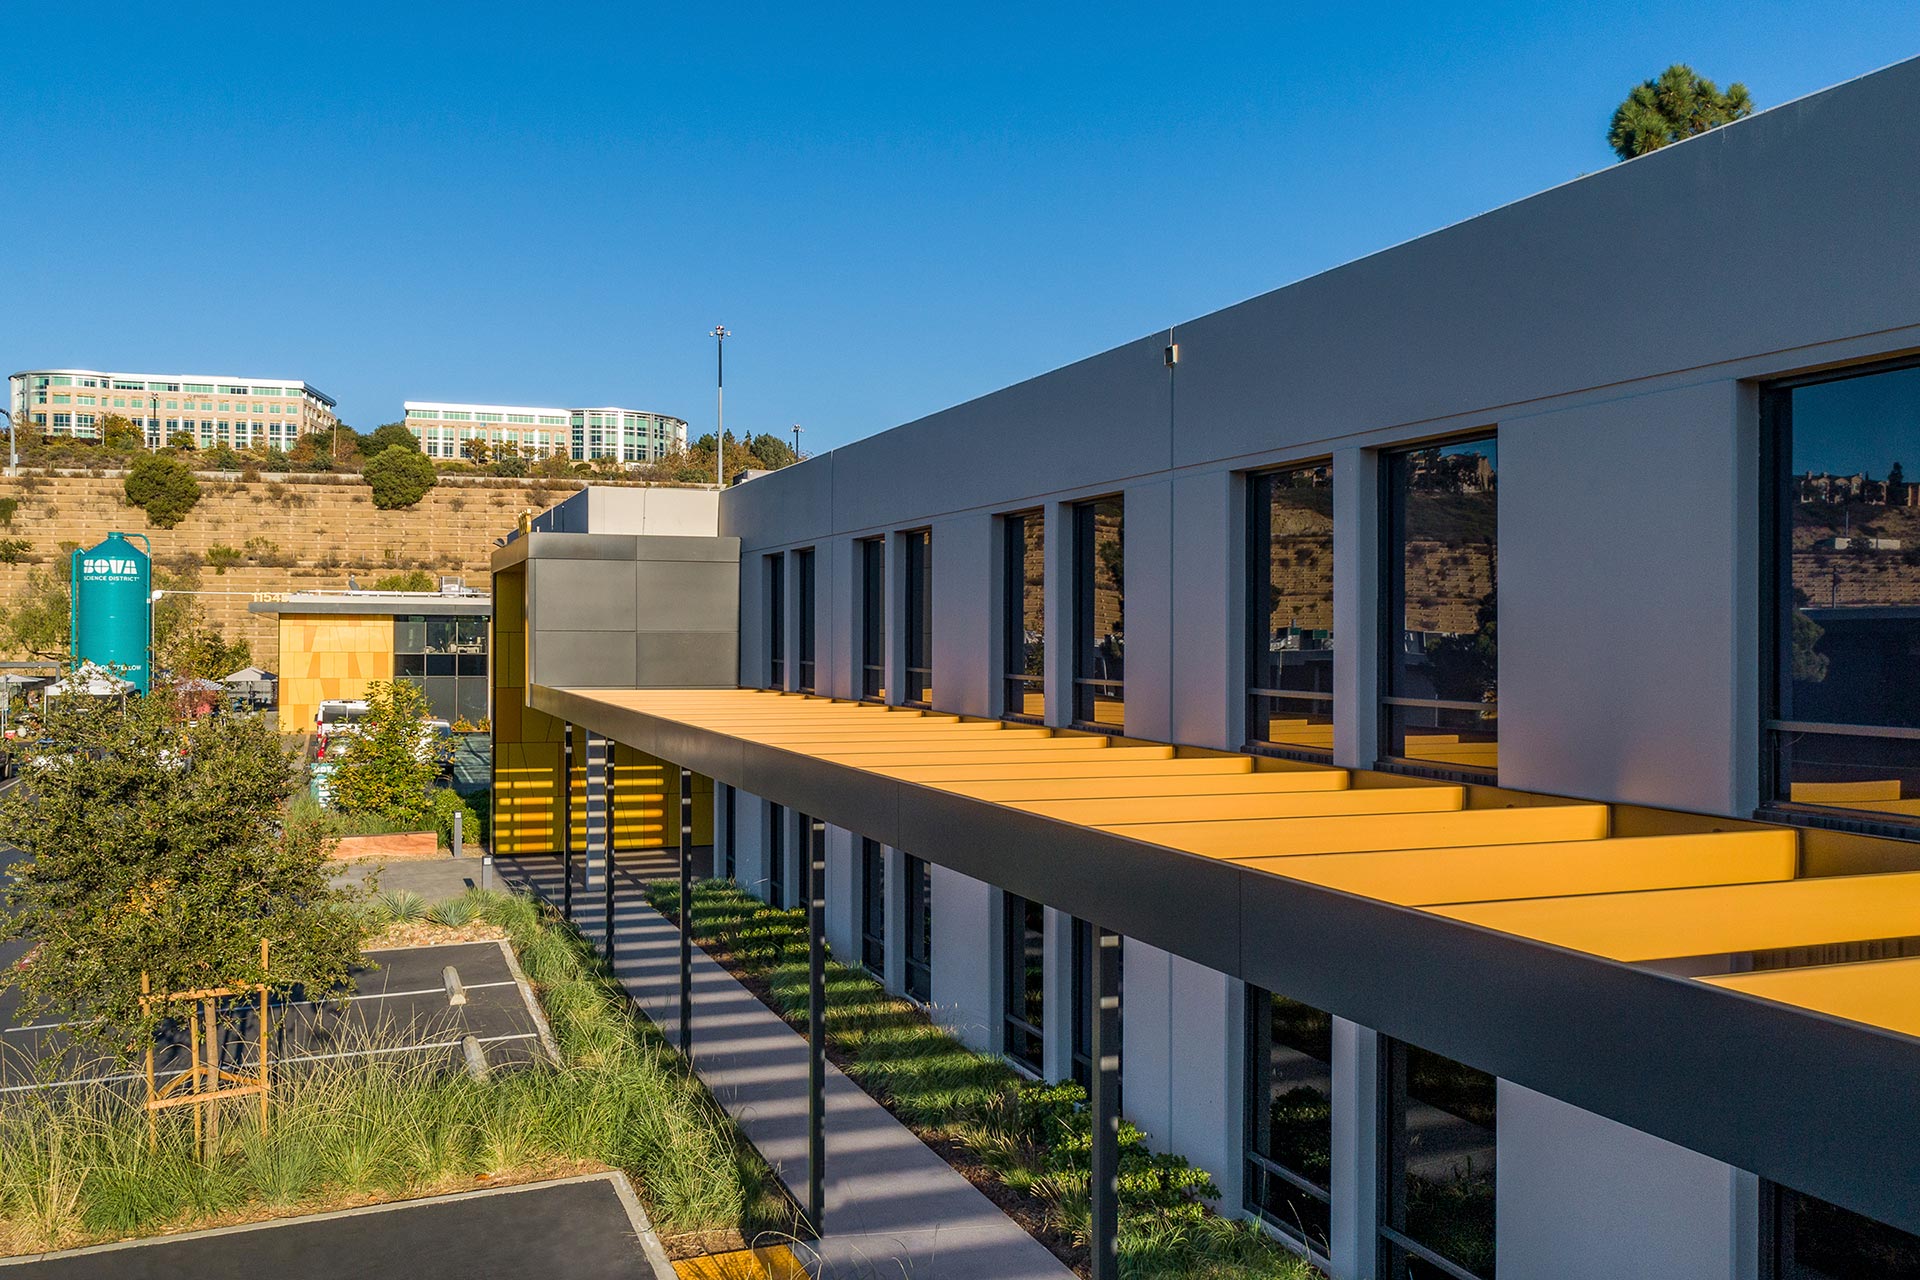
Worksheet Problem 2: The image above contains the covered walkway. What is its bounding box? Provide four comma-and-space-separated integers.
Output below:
501, 852, 1077, 1280
522, 686, 1920, 1253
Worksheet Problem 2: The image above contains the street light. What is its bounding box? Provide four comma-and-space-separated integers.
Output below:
791, 423, 803, 460
710, 325, 730, 488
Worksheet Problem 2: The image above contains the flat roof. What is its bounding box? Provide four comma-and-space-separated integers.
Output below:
248, 592, 491, 617
11, 368, 336, 407
523, 686, 1920, 1235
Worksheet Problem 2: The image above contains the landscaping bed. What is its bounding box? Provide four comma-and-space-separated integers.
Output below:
0, 890, 792, 1259
644, 878, 1324, 1280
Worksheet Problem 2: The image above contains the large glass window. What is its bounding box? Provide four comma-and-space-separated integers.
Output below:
1245, 989, 1333, 1257
903, 529, 932, 706
1003, 510, 1045, 720
395, 614, 488, 726
1072, 497, 1125, 730
1768, 1182, 1920, 1279
861, 538, 886, 701
766, 552, 786, 689
1002, 893, 1045, 1075
1247, 464, 1335, 756
723, 787, 737, 882
796, 548, 817, 693
1765, 359, 1920, 830
860, 838, 886, 975
1380, 1038, 1497, 1279
1382, 437, 1498, 775
767, 803, 786, 907
1070, 918, 1121, 1102
904, 853, 932, 1003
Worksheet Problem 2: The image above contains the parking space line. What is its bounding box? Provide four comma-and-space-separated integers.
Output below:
0, 981, 522, 1037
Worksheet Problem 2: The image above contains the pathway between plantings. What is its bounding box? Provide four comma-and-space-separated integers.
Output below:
500, 852, 1077, 1280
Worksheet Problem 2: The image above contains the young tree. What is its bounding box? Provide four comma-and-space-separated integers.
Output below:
363, 445, 438, 509
0, 563, 73, 659
98, 413, 145, 452
326, 678, 449, 827
123, 453, 203, 527
0, 690, 368, 1050
1608, 64, 1753, 161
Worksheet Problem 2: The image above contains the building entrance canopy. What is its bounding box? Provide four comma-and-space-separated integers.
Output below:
529, 685, 1920, 1236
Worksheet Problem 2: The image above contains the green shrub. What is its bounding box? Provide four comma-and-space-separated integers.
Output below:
122, 454, 203, 527
0, 497, 19, 527
371, 569, 436, 592
428, 787, 481, 850
0, 539, 30, 565
363, 446, 437, 509
206, 544, 242, 574
362, 422, 422, 459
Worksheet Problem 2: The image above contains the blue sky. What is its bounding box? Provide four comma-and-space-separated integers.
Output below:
2, 3, 1916, 452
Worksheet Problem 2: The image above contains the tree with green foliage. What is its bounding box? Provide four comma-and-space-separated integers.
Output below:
363, 444, 438, 509
371, 569, 437, 592
0, 564, 74, 659
123, 453, 203, 527
746, 433, 799, 469
327, 679, 450, 828
1608, 64, 1753, 161
362, 422, 422, 459
97, 413, 145, 452
0, 689, 368, 1052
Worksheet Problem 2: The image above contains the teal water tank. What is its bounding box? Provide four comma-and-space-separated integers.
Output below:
71, 532, 153, 693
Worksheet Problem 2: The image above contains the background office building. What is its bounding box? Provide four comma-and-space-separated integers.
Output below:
402, 401, 688, 464
499, 59, 1920, 1280
9, 368, 339, 450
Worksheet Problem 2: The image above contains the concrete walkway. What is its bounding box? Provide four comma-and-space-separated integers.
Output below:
501, 853, 1076, 1280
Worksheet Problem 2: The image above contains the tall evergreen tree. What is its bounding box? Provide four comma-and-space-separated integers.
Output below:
1608, 64, 1753, 161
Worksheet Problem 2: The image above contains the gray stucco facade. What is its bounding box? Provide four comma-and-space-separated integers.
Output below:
698, 58, 1920, 1280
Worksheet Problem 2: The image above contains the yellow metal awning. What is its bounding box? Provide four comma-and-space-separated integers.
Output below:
545, 689, 1920, 1047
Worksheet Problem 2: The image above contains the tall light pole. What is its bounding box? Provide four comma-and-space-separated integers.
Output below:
710, 325, 730, 488
791, 423, 803, 460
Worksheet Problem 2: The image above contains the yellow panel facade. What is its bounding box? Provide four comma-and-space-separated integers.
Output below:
275, 613, 396, 733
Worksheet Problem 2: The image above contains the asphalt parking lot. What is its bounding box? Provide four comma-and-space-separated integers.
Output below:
0, 938, 554, 1095
0, 1173, 669, 1279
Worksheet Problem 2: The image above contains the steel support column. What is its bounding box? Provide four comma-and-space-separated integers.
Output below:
603, 750, 617, 966
1090, 925, 1122, 1280
560, 723, 574, 922
806, 812, 827, 1237
679, 766, 695, 1052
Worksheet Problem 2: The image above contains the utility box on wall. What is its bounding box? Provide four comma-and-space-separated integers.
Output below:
70, 532, 152, 692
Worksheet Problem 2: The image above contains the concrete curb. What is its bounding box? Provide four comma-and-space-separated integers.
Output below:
0, 1172, 672, 1272
497, 936, 563, 1065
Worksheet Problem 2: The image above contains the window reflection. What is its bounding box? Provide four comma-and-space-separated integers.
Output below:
1070, 917, 1121, 1103
904, 853, 932, 1003
1073, 497, 1125, 730
1768, 360, 1920, 826
767, 552, 786, 689
903, 530, 932, 706
796, 548, 817, 692
1248, 465, 1335, 754
1381, 1039, 1497, 1279
1244, 989, 1332, 1255
860, 838, 886, 975
1383, 438, 1498, 774
767, 803, 786, 907
1003, 511, 1046, 720
1003, 893, 1045, 1074
1771, 1182, 1920, 1279
861, 539, 886, 701
394, 614, 487, 725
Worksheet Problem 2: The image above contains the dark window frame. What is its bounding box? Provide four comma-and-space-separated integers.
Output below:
766, 551, 786, 690
1761, 1177, 1920, 1278
1071, 495, 1125, 732
902, 528, 933, 707
860, 537, 886, 702
860, 838, 887, 976
1002, 509, 1045, 723
767, 802, 787, 908
1376, 1036, 1498, 1280
1376, 434, 1500, 784
1002, 892, 1045, 1076
1760, 354, 1920, 839
795, 547, 817, 693
1242, 985, 1333, 1259
1245, 463, 1336, 760
904, 853, 932, 1004
1070, 917, 1121, 1105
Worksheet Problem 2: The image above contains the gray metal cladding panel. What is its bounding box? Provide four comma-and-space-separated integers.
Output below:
630, 535, 741, 563
529, 631, 637, 689
530, 559, 639, 632
635, 632, 737, 687
634, 561, 740, 633
1234, 872, 1920, 1238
